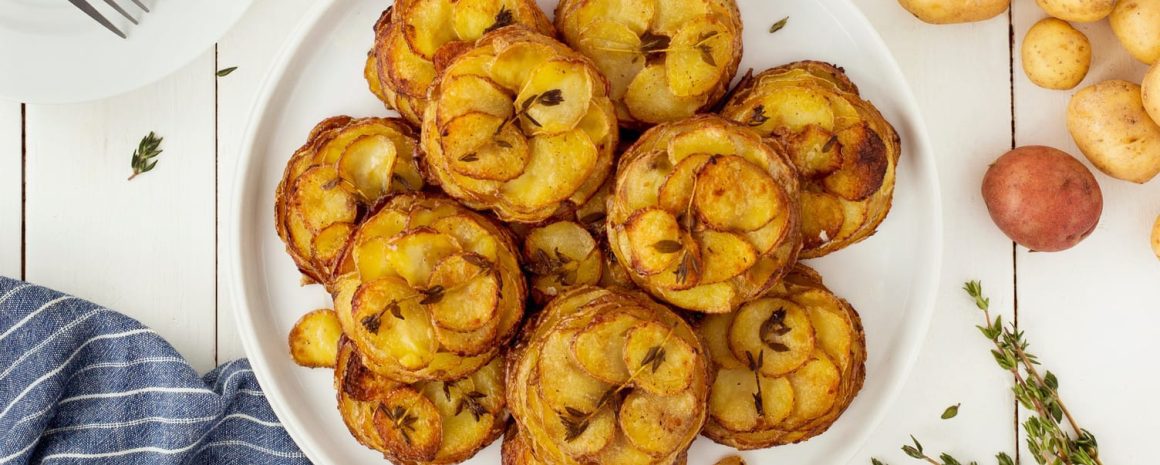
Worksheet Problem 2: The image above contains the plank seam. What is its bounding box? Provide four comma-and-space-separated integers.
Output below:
213, 43, 221, 367
1007, 6, 1022, 464
20, 103, 26, 281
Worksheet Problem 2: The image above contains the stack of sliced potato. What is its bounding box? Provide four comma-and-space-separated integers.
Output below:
420, 27, 619, 223
274, 116, 425, 286
330, 194, 526, 383
335, 338, 508, 464
504, 286, 709, 465
366, 0, 556, 125
607, 115, 802, 313
719, 61, 901, 258
555, 0, 743, 127
698, 265, 866, 449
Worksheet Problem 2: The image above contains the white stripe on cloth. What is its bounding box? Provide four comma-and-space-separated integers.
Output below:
44, 415, 218, 435
56, 387, 214, 406
0, 308, 107, 380
0, 296, 76, 344
71, 356, 186, 376
238, 389, 265, 397
0, 283, 30, 306
195, 440, 306, 459
216, 368, 255, 392
0, 438, 39, 464
0, 329, 156, 420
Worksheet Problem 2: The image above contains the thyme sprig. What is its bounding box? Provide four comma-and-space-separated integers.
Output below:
586, 30, 722, 67
496, 89, 564, 134
558, 324, 679, 440
872, 281, 1102, 465
359, 259, 492, 333
128, 131, 163, 180
530, 247, 593, 286
380, 404, 419, 445
483, 6, 513, 33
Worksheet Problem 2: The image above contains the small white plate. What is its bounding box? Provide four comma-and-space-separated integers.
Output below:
0, 0, 251, 104
229, 1, 943, 464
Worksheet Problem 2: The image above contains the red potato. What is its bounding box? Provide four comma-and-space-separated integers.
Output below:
981, 146, 1103, 252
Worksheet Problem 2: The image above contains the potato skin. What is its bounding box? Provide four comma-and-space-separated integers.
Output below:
1152, 214, 1160, 260
1143, 63, 1160, 125
1067, 80, 1160, 184
897, 0, 1011, 24
1036, 0, 1115, 22
1110, 0, 1160, 65
981, 146, 1102, 252
1022, 18, 1091, 90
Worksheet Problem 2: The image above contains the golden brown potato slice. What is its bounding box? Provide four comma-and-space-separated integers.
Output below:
491, 41, 557, 92
351, 277, 438, 370
624, 208, 684, 275
592, 432, 655, 464
437, 74, 515, 125
427, 253, 500, 332
450, 0, 507, 39
795, 289, 856, 371
618, 389, 699, 455
576, 101, 615, 146
657, 153, 712, 214
821, 123, 888, 201
538, 330, 613, 413
623, 321, 696, 395
312, 222, 355, 268
666, 125, 738, 164
665, 16, 732, 97
384, 21, 439, 97
571, 311, 641, 384
337, 134, 398, 201
289, 166, 359, 232
382, 230, 462, 287
753, 85, 836, 134
525, 222, 603, 299
615, 152, 671, 215
785, 125, 842, 178
693, 155, 781, 232
728, 298, 815, 377
695, 230, 758, 284
624, 65, 704, 123
700, 313, 744, 369
336, 338, 402, 401
440, 112, 508, 165
800, 192, 844, 250
574, 0, 656, 35
539, 392, 617, 457
374, 387, 444, 462
575, 20, 644, 100
516, 59, 594, 135
782, 352, 841, 428
289, 308, 342, 368
715, 456, 746, 465
450, 127, 531, 183
401, 0, 456, 59
500, 129, 598, 210
651, 0, 709, 34
708, 367, 794, 432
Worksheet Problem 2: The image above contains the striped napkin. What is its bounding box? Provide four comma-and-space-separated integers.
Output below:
0, 277, 310, 464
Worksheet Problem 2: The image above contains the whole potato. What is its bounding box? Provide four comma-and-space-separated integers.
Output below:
1143, 62, 1160, 125
1036, 0, 1115, 22
1152, 214, 1160, 260
898, 0, 1011, 24
982, 146, 1103, 252
1110, 0, 1160, 65
1067, 80, 1160, 183
1022, 18, 1092, 90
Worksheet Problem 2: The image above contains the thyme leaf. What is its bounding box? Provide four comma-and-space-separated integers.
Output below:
483, 6, 514, 33
640, 346, 667, 373
769, 17, 789, 34
652, 240, 684, 254
128, 131, 163, 181
216, 66, 238, 77
748, 105, 769, 127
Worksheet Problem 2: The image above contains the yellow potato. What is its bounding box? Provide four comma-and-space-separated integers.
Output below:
288, 308, 342, 368
897, 0, 1011, 24
1036, 0, 1115, 22
1067, 80, 1160, 183
1110, 0, 1160, 64
1021, 18, 1091, 90
1152, 214, 1160, 260
1145, 63, 1160, 125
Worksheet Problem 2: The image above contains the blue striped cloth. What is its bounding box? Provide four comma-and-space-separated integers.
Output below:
0, 277, 310, 464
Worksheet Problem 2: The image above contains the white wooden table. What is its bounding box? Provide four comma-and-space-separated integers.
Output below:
2, 1, 1157, 463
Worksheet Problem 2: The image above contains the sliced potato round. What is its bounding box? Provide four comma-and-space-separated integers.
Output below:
290, 166, 359, 232
429, 214, 502, 261
693, 155, 781, 232
571, 312, 641, 384
728, 298, 815, 377
695, 230, 758, 284
382, 229, 462, 287
800, 191, 844, 250
624, 208, 684, 275
313, 222, 355, 267
574, 0, 656, 35
575, 20, 643, 101
537, 330, 613, 413
666, 125, 738, 164
665, 16, 732, 97
624, 64, 704, 123
708, 367, 794, 431
657, 153, 712, 214
517, 59, 595, 134
651, 0, 709, 34
427, 253, 500, 332
491, 41, 557, 92
700, 313, 744, 369
337, 134, 398, 201
782, 352, 841, 427
289, 308, 342, 368
374, 386, 444, 462
618, 389, 699, 455
540, 394, 617, 457
786, 125, 842, 177
623, 321, 696, 395
401, 0, 456, 59
500, 129, 598, 210
438, 74, 514, 125
440, 112, 507, 164
450, 0, 506, 39
351, 277, 439, 370
821, 123, 888, 201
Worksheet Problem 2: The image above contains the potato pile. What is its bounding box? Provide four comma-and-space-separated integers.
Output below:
277, 1, 898, 463
275, 116, 425, 285
699, 266, 866, 448
504, 286, 710, 465
420, 28, 618, 223
366, 0, 555, 125
554, 0, 743, 127
720, 62, 901, 258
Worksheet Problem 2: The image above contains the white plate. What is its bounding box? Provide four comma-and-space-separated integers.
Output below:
229, 1, 943, 464
0, 0, 251, 104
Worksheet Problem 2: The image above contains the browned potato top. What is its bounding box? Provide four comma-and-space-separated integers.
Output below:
366, 0, 556, 125
698, 265, 867, 449
505, 286, 710, 465
554, 0, 743, 127
331, 194, 526, 383
607, 115, 802, 314
274, 116, 425, 286
720, 62, 901, 258
420, 27, 619, 224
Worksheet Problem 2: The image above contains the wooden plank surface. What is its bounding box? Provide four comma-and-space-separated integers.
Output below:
0, 101, 19, 278
215, 0, 315, 365
1011, 4, 1160, 464
853, 4, 1018, 463
22, 54, 218, 373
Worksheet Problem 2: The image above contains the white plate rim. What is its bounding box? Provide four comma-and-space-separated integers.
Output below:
228, 1, 944, 463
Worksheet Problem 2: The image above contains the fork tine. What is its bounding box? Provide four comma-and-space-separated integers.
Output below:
67, 0, 126, 38
129, 0, 150, 13
101, 0, 139, 24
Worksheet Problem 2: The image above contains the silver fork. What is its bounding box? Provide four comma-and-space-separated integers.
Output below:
68, 0, 151, 39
